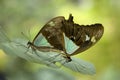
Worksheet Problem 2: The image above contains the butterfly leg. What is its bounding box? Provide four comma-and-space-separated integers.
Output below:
46, 54, 72, 68
48, 56, 71, 68
44, 53, 62, 62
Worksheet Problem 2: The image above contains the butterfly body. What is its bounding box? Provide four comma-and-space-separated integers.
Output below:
27, 14, 104, 62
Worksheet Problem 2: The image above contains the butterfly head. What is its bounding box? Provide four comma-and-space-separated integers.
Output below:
27, 41, 33, 48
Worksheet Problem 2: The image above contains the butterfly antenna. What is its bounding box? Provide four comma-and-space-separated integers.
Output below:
0, 26, 27, 49
21, 32, 30, 40
28, 27, 32, 41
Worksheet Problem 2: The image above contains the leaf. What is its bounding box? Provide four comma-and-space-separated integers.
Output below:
63, 57, 96, 75
35, 68, 75, 80
0, 38, 62, 68
0, 27, 96, 75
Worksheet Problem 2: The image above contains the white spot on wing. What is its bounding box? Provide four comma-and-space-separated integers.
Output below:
48, 21, 55, 26
91, 36, 96, 43
85, 35, 90, 41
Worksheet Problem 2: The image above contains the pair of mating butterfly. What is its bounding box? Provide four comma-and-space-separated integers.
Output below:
27, 14, 104, 62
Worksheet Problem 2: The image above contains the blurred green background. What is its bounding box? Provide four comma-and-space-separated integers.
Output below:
0, 0, 120, 80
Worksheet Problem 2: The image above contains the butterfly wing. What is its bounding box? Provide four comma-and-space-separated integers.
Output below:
62, 14, 104, 56
32, 14, 104, 57
32, 16, 66, 51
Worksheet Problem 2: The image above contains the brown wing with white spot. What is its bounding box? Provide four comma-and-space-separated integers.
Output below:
62, 14, 104, 56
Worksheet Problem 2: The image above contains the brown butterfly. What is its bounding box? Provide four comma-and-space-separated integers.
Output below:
27, 14, 104, 62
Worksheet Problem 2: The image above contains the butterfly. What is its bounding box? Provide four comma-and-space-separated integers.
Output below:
27, 14, 104, 62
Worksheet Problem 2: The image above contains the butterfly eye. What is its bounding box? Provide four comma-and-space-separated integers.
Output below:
27, 41, 30, 45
